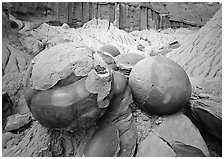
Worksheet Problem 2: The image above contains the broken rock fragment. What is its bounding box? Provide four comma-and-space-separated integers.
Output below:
4, 114, 32, 132
137, 131, 176, 157
153, 114, 210, 156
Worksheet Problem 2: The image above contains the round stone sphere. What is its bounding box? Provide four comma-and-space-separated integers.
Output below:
99, 45, 120, 57
129, 56, 192, 115
115, 52, 145, 67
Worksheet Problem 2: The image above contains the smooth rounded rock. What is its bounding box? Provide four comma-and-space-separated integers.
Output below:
99, 45, 121, 57
84, 124, 120, 157
129, 56, 192, 115
115, 52, 145, 67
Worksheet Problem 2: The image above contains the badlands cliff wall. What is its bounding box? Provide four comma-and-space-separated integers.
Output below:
7, 2, 221, 32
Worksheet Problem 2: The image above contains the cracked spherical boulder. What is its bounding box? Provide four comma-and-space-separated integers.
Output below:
129, 56, 192, 115
24, 42, 114, 131
99, 45, 121, 57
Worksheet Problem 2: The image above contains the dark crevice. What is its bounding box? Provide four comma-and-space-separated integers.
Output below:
15, 56, 20, 72
107, 21, 111, 31
4, 46, 12, 69
157, 134, 175, 151
133, 142, 138, 157
10, 20, 19, 28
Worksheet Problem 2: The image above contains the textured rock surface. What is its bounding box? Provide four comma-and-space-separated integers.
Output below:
153, 114, 209, 156
31, 43, 94, 90
137, 131, 176, 157
134, 112, 210, 157
2, 41, 29, 75
166, 9, 222, 79
4, 114, 32, 132
97, 86, 137, 157
2, 72, 29, 114
2, 122, 51, 157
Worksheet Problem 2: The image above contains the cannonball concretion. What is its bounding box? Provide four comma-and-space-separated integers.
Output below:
99, 45, 121, 57
24, 42, 119, 131
129, 56, 192, 115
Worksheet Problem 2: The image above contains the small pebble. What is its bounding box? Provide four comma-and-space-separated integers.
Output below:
141, 115, 150, 121
132, 111, 140, 117
155, 117, 163, 125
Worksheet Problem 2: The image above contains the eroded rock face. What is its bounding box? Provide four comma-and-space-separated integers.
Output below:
2, 41, 29, 75
2, 122, 51, 157
137, 131, 176, 157
137, 114, 209, 157
153, 114, 210, 156
166, 8, 222, 79
95, 85, 137, 157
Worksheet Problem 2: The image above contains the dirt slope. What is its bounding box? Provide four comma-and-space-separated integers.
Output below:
166, 8, 222, 79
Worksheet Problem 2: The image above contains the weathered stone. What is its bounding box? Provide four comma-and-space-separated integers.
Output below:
31, 43, 94, 90
2, 122, 51, 157
83, 124, 120, 157
2, 132, 21, 149
4, 114, 32, 132
2, 41, 29, 75
32, 41, 42, 54
97, 86, 137, 157
171, 141, 206, 157
137, 131, 176, 157
153, 114, 210, 156
15, 97, 31, 114
141, 114, 150, 121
